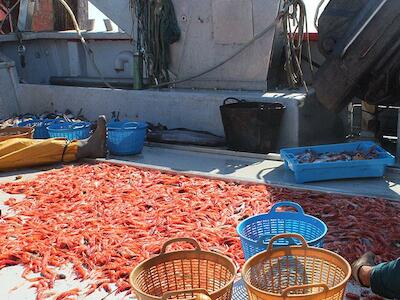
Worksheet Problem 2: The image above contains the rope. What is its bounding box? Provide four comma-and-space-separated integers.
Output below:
281, 0, 312, 92
132, 0, 180, 85
152, 16, 281, 88
1, 0, 312, 92
153, 0, 312, 90
314, 0, 327, 30
55, 0, 114, 89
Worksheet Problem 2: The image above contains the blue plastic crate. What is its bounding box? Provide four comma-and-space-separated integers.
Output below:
107, 121, 148, 156
237, 201, 327, 260
18, 119, 63, 139
280, 142, 395, 183
47, 122, 91, 140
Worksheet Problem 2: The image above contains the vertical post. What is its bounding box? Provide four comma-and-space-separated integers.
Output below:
77, 0, 88, 30
17, 0, 36, 31
133, 51, 143, 90
361, 101, 376, 139
397, 108, 400, 165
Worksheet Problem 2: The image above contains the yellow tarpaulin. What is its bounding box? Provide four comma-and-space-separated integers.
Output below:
0, 138, 78, 172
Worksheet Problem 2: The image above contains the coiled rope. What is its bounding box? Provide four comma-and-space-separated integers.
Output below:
150, 0, 313, 90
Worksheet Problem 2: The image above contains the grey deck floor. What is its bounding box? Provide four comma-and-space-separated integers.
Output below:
0, 144, 396, 299
104, 144, 400, 201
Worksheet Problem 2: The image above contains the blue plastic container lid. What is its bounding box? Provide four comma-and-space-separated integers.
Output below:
48, 122, 91, 131
107, 121, 148, 130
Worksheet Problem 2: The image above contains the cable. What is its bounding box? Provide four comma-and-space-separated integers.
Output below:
314, 0, 326, 30
304, 7, 314, 74
152, 13, 282, 88
0, 0, 20, 34
301, 54, 321, 68
152, 0, 312, 90
55, 0, 114, 89
282, 0, 312, 92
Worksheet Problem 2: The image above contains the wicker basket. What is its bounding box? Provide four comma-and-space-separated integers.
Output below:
242, 234, 351, 300
0, 127, 33, 142
130, 238, 236, 300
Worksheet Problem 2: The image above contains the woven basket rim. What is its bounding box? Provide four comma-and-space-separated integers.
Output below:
237, 212, 328, 246
130, 248, 237, 300
241, 245, 351, 297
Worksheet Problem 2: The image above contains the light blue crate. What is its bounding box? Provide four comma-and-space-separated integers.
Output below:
47, 122, 91, 140
280, 142, 395, 183
237, 201, 327, 261
18, 119, 63, 139
107, 121, 148, 156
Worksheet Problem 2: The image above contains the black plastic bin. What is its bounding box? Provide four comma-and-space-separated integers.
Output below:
220, 97, 285, 153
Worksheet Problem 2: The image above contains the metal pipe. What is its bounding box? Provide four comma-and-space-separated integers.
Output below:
133, 51, 143, 90
114, 51, 133, 72
50, 76, 135, 89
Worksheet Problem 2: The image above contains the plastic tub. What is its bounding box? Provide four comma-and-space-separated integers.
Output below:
47, 122, 91, 140
107, 121, 148, 156
220, 98, 285, 153
280, 141, 395, 183
18, 119, 63, 139
237, 201, 327, 260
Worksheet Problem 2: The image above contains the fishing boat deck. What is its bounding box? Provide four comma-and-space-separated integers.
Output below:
0, 144, 398, 299
1, 143, 399, 201
103, 143, 400, 201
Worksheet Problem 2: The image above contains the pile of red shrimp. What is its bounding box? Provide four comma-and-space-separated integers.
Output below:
0, 163, 399, 299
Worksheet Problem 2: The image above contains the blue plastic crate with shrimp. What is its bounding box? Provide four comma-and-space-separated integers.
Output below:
18, 118, 64, 139
280, 142, 395, 183
47, 122, 92, 140
237, 201, 327, 260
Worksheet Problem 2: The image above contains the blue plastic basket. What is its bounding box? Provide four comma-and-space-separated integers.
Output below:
280, 142, 395, 183
107, 121, 148, 156
237, 201, 327, 260
47, 122, 91, 140
18, 119, 63, 139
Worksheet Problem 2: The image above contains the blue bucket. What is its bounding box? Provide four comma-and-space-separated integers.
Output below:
18, 119, 63, 139
47, 122, 91, 140
237, 201, 328, 260
107, 121, 148, 156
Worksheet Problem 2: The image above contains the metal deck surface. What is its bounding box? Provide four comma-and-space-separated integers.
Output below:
104, 144, 400, 201
0, 144, 397, 299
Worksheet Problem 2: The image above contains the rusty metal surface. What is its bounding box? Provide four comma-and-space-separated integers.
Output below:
53, 0, 88, 30
31, 0, 54, 32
